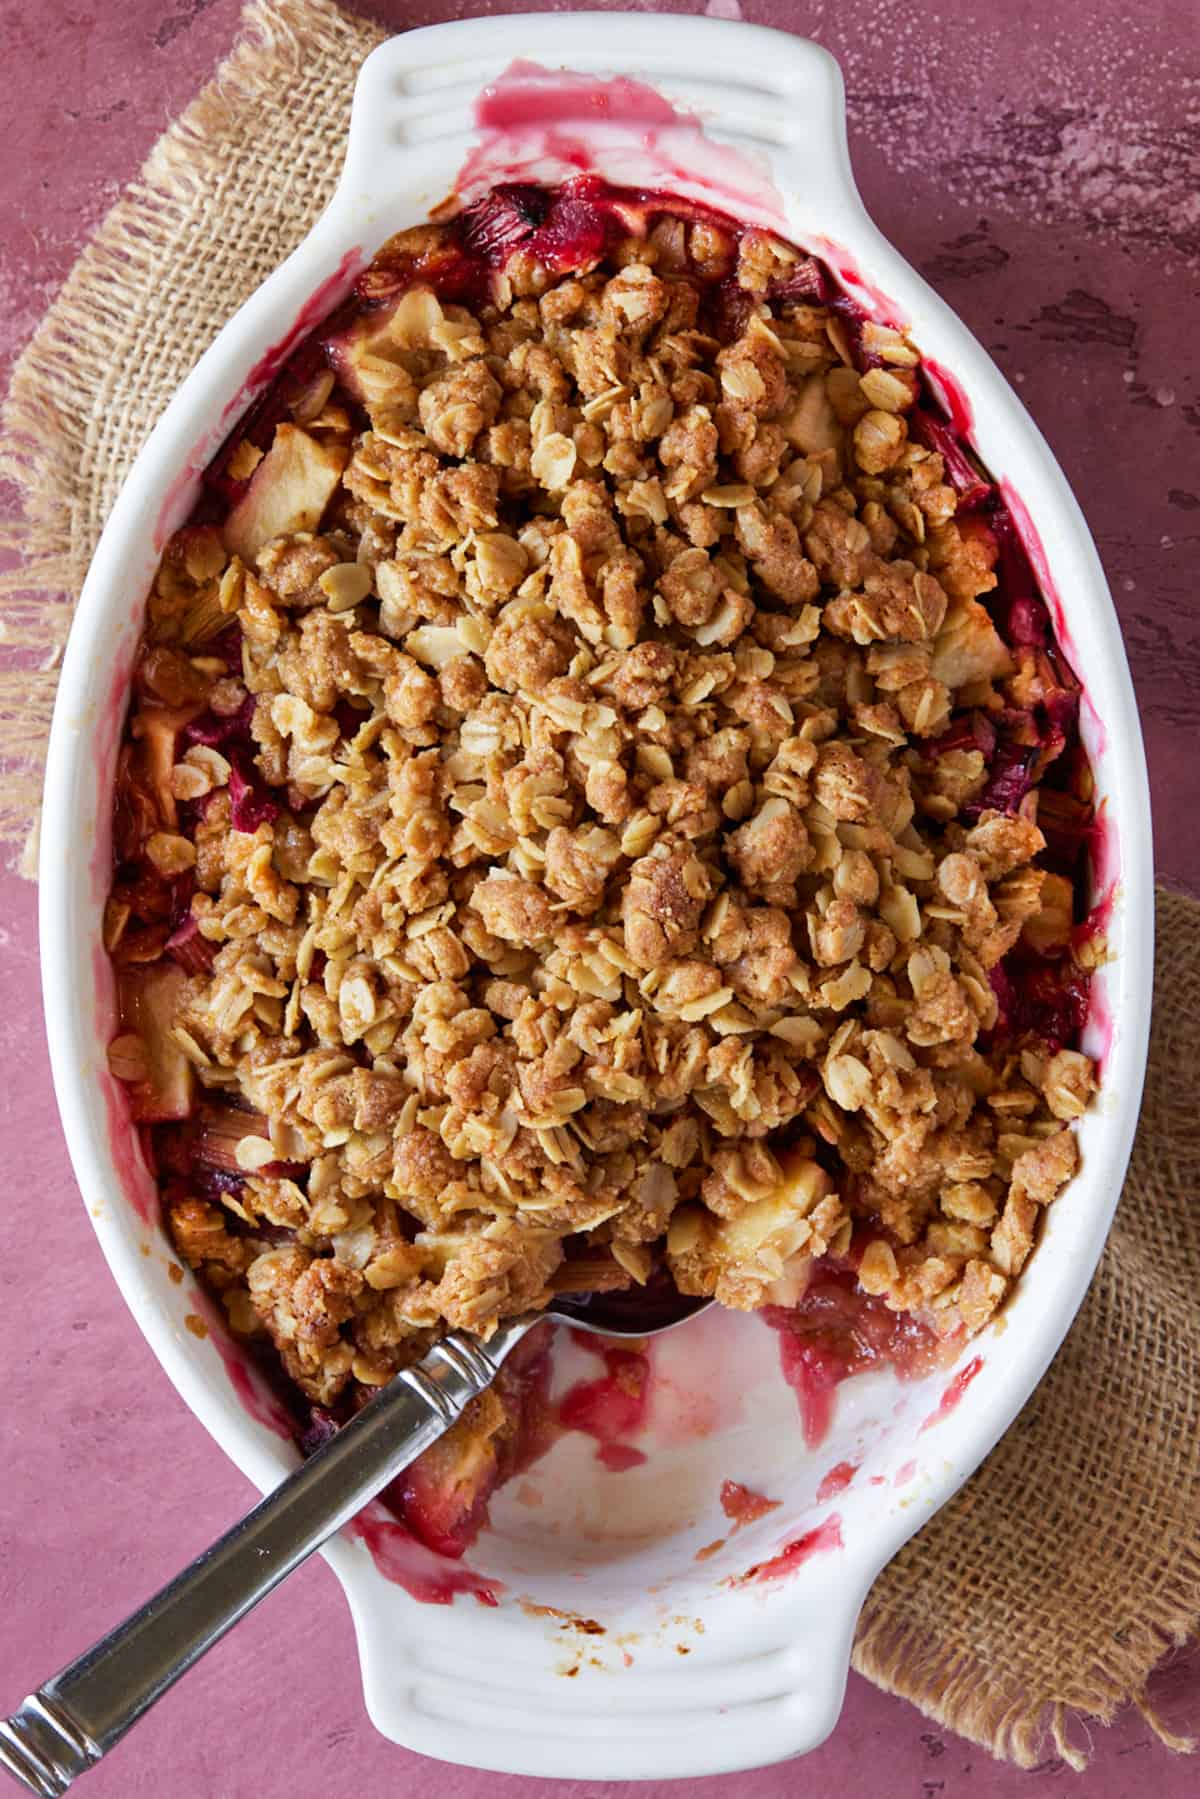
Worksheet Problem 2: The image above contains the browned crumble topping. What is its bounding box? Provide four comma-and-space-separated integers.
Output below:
108, 202, 1096, 1414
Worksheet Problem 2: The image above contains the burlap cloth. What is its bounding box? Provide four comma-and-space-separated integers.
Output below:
1, 0, 1196, 1770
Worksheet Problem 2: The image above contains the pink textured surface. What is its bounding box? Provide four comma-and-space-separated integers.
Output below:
1, 2, 1197, 1794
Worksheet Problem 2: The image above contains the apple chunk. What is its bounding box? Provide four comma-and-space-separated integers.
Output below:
138, 704, 201, 831
116, 961, 194, 1122
323, 308, 397, 404
322, 299, 421, 417
931, 599, 1012, 687
222, 423, 349, 562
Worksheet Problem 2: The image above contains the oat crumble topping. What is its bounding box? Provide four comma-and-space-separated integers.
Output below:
107, 182, 1099, 1460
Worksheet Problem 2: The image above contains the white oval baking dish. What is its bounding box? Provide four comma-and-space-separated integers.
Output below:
39, 11, 1153, 1781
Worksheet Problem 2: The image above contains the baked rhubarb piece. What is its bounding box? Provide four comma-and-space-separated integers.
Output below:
105, 180, 1101, 1543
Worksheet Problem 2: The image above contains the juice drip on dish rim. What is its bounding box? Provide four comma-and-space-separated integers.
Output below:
735, 1512, 844, 1585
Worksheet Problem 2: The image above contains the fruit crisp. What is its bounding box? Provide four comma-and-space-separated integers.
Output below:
106, 180, 1100, 1496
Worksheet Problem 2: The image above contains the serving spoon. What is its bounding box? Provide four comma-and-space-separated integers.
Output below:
0, 1291, 709, 1797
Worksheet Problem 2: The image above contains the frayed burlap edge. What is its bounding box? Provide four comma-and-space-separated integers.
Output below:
1, 0, 1197, 1770
855, 1557, 1200, 1772
0, 0, 385, 871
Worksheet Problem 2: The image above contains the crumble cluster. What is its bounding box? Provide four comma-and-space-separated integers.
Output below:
109, 208, 1095, 1412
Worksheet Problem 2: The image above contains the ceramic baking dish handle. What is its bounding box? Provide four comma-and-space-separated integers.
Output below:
329, 14, 865, 242
349, 1549, 871, 1779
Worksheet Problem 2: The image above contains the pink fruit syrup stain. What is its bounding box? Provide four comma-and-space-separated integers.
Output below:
559, 1332, 651, 1472
921, 1356, 985, 1432
475, 64, 692, 134
765, 1259, 955, 1450
816, 1461, 859, 1504
736, 1514, 844, 1585
189, 1291, 295, 1441
97, 1065, 159, 1226
459, 61, 784, 226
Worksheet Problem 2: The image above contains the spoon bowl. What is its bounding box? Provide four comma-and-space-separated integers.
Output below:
547, 1283, 712, 1339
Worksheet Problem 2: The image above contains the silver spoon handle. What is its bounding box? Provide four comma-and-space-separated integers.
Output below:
0, 1319, 532, 1796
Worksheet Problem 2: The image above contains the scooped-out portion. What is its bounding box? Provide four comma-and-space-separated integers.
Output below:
105, 178, 1101, 1557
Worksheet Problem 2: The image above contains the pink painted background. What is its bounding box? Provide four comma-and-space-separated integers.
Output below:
0, 1, 1196, 1794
